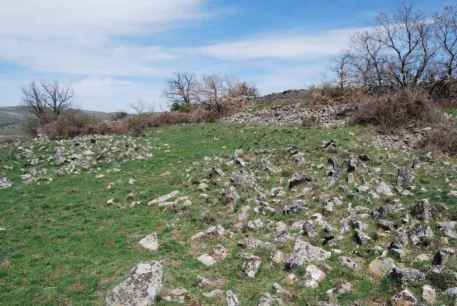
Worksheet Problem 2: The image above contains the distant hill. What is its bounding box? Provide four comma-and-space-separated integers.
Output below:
0, 106, 112, 136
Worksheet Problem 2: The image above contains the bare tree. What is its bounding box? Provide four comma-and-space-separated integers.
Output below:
129, 99, 154, 114
227, 80, 258, 98
198, 74, 228, 114
375, 4, 436, 88
434, 6, 457, 79
332, 52, 355, 91
22, 81, 73, 119
165, 72, 198, 110
351, 31, 387, 89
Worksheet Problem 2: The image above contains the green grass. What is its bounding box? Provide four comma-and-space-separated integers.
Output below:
444, 107, 457, 118
0, 123, 456, 305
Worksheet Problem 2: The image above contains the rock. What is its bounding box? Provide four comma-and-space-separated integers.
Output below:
203, 289, 224, 298
446, 287, 457, 298
285, 240, 331, 269
288, 173, 312, 190
432, 248, 455, 266
438, 221, 457, 239
106, 261, 162, 306
339, 256, 362, 271
226, 290, 240, 306
0, 177, 12, 189
376, 182, 394, 197
247, 218, 265, 231
410, 224, 434, 246
303, 264, 326, 288
354, 229, 371, 245
224, 186, 240, 206
161, 288, 187, 304
197, 254, 216, 267
271, 250, 285, 264
191, 225, 225, 240
390, 267, 425, 284
422, 285, 436, 305
139, 232, 159, 251
148, 191, 180, 206
257, 293, 275, 306
368, 257, 396, 279
282, 200, 306, 215
397, 167, 415, 189
242, 254, 262, 278
411, 199, 434, 223
238, 238, 273, 250
391, 289, 417, 306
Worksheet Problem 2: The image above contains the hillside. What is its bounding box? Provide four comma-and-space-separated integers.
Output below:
1, 121, 456, 305
0, 106, 113, 136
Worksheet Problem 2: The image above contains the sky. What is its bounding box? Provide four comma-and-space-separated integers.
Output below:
0, 0, 454, 112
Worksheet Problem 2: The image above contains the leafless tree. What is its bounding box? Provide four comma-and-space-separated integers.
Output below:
129, 99, 154, 114
332, 52, 355, 90
434, 6, 457, 79
375, 4, 436, 88
198, 74, 229, 114
227, 80, 258, 98
22, 81, 73, 119
351, 31, 387, 89
165, 72, 198, 110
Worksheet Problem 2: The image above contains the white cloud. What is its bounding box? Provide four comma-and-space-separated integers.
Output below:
0, 0, 207, 77
72, 77, 167, 112
0, 0, 205, 38
195, 28, 362, 60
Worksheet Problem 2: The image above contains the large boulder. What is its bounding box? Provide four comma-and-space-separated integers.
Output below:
106, 261, 162, 306
285, 239, 331, 269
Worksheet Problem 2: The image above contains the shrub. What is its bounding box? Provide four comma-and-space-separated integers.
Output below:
351, 90, 442, 133
40, 111, 97, 139
420, 122, 457, 155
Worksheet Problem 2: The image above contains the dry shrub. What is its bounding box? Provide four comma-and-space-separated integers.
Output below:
420, 122, 457, 155
41, 111, 97, 139
351, 90, 442, 133
310, 85, 367, 105
127, 110, 219, 136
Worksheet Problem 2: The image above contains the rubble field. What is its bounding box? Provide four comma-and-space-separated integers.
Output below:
0, 124, 456, 305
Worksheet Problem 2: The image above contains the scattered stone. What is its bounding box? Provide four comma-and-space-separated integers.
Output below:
148, 191, 180, 206
438, 221, 457, 239
191, 225, 225, 240
203, 289, 224, 298
139, 232, 159, 251
226, 290, 240, 306
376, 182, 394, 197
339, 256, 362, 271
445, 287, 457, 298
257, 293, 275, 306
391, 289, 417, 306
242, 254, 262, 278
286, 240, 331, 269
303, 264, 326, 288
161, 288, 187, 304
390, 267, 425, 284
288, 173, 312, 190
106, 261, 162, 306
0, 177, 12, 189
197, 254, 216, 267
368, 257, 396, 279
422, 285, 436, 305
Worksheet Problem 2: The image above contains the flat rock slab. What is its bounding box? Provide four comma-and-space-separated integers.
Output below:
106, 261, 162, 306
139, 233, 159, 251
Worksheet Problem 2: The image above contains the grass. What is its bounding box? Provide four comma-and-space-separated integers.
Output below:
0, 123, 456, 305
444, 107, 457, 118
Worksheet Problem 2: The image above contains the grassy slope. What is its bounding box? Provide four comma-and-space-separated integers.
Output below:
0, 124, 456, 305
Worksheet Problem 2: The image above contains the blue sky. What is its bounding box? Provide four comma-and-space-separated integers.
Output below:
0, 0, 454, 112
